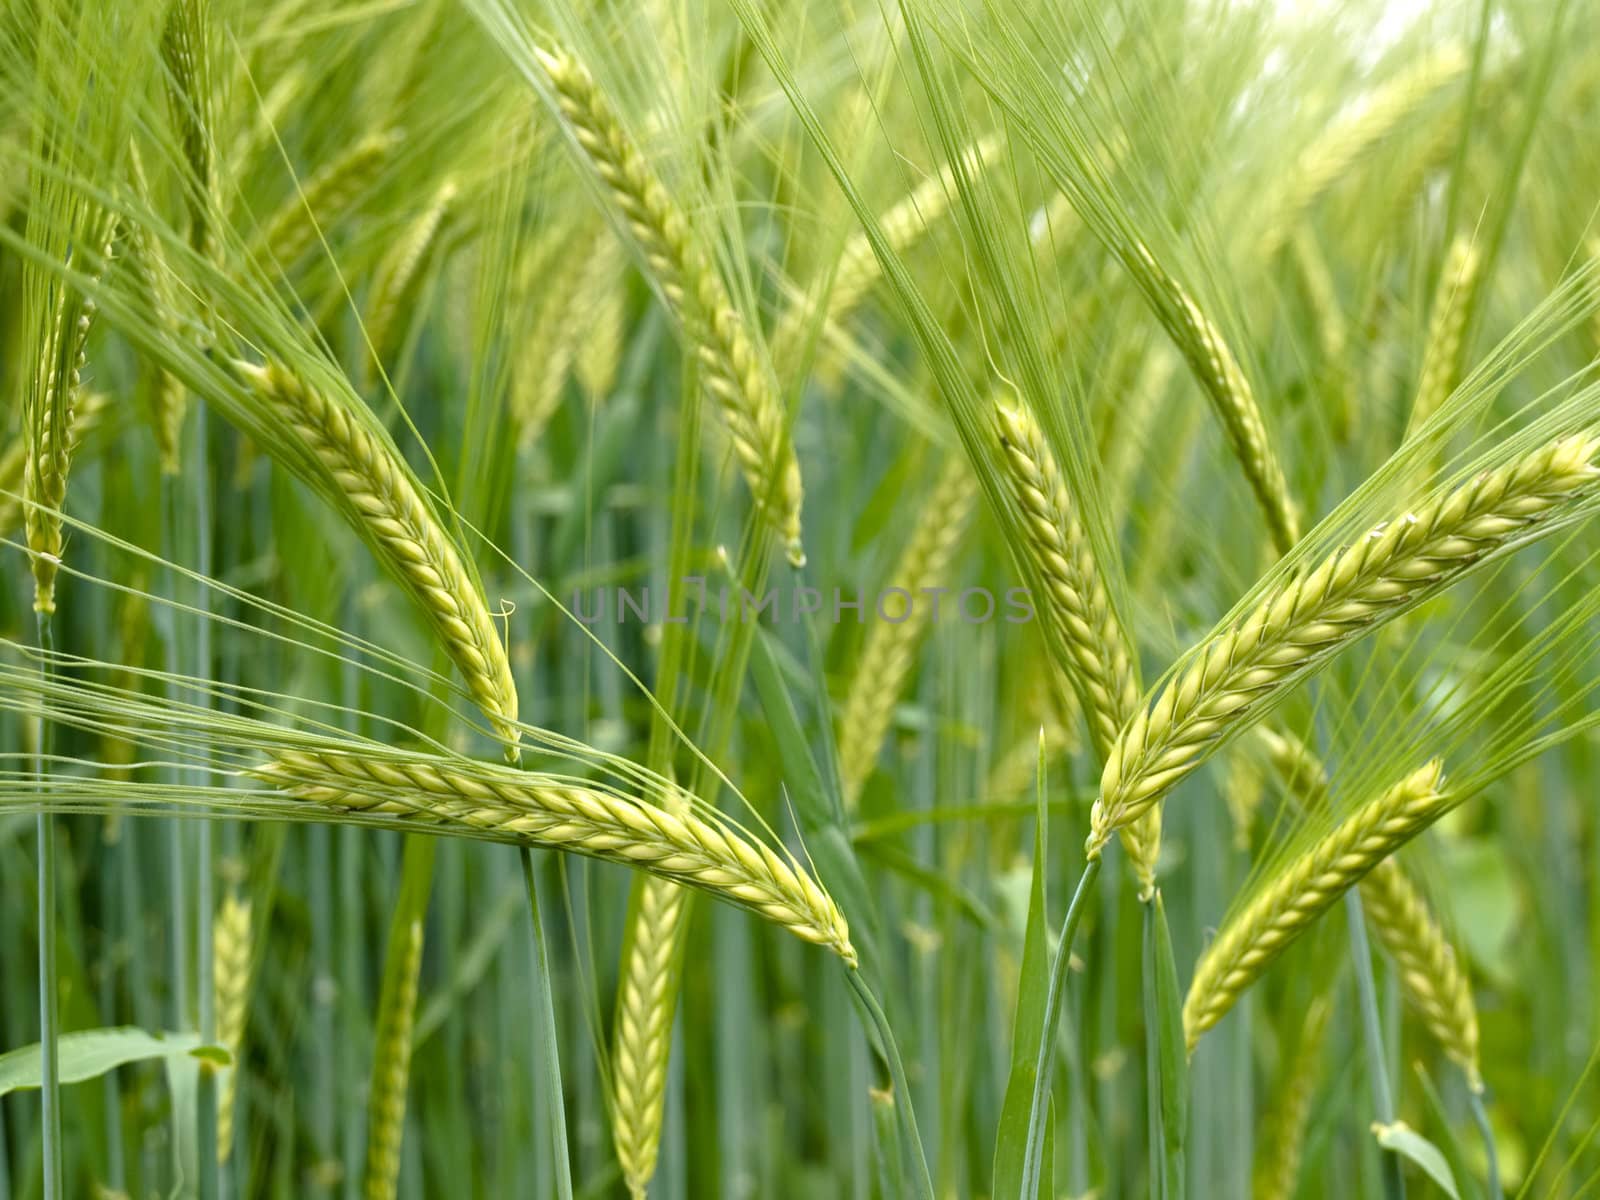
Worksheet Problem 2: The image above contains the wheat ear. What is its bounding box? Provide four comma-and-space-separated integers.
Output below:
2, 390, 110, 542
1131, 241, 1300, 551
1183, 760, 1448, 1048
994, 402, 1160, 892
1407, 235, 1481, 440
213, 892, 252, 1162
364, 914, 422, 1200
534, 44, 805, 564
1358, 849, 1482, 1090
256, 130, 401, 267
1090, 432, 1600, 858
1252, 997, 1332, 1200
365, 178, 458, 374
255, 748, 855, 963
24, 231, 112, 615
574, 231, 627, 401
512, 219, 605, 446
1258, 47, 1468, 259
611, 873, 690, 1198
160, 0, 215, 260
1258, 727, 1481, 1088
234, 362, 520, 753
773, 133, 1002, 367
836, 453, 978, 808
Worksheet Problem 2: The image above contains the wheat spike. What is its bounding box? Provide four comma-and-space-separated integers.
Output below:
364, 914, 422, 1200
1183, 760, 1448, 1048
1258, 47, 1468, 259
24, 225, 112, 615
1358, 849, 1482, 1090
994, 402, 1160, 892
213, 892, 253, 1162
255, 748, 855, 963
512, 219, 604, 446
365, 178, 458, 375
773, 133, 1003, 369
234, 361, 520, 753
256, 131, 400, 267
1258, 727, 1482, 1087
1407, 235, 1481, 441
611, 873, 690, 1198
160, 0, 215, 260
1090, 432, 1600, 858
574, 230, 627, 401
836, 453, 978, 808
2, 390, 110, 541
535, 44, 804, 564
1252, 997, 1332, 1200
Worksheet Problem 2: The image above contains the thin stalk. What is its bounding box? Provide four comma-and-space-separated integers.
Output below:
519, 848, 573, 1200
845, 969, 935, 1200
192, 403, 219, 1200
36, 611, 62, 1200
1468, 1087, 1502, 1200
1021, 856, 1103, 1200
1346, 891, 1405, 1200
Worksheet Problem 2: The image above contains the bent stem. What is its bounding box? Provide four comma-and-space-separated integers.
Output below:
1468, 1085, 1502, 1200
1346, 891, 1406, 1200
1021, 855, 1103, 1199
36, 611, 62, 1200
846, 968, 935, 1200
520, 848, 574, 1200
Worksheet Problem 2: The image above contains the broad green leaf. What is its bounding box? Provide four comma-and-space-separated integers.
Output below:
1374, 1120, 1461, 1198
0, 1028, 217, 1098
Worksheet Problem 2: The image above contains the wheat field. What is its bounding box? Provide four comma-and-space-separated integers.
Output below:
2, 0, 1599, 1196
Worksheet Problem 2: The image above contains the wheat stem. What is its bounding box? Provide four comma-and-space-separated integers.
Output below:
1183, 760, 1448, 1048
1091, 432, 1600, 857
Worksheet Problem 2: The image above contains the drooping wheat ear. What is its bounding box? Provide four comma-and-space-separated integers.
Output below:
212, 892, 252, 1162
773, 133, 1003, 368
256, 131, 401, 267
534, 44, 805, 565
1090, 432, 1600, 858
574, 231, 628, 401
364, 914, 423, 1200
234, 361, 520, 753
255, 748, 855, 963
1257, 728, 1481, 1087
1130, 241, 1300, 552
1183, 760, 1448, 1048
365, 178, 458, 375
1252, 997, 1332, 1200
513, 220, 605, 447
24, 229, 113, 615
993, 402, 1160, 892
1258, 47, 1469, 259
160, 0, 214, 259
1406, 236, 1481, 441
611, 873, 690, 1198
1, 390, 110, 541
1357, 848, 1482, 1089
836, 453, 978, 808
